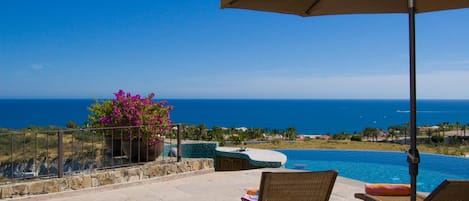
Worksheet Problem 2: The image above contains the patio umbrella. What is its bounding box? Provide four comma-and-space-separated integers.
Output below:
220, 0, 469, 200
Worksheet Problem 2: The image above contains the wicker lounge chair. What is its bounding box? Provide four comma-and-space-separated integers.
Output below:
250, 170, 338, 201
354, 180, 469, 201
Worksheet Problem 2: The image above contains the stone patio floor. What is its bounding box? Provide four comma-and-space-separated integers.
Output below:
8, 168, 366, 201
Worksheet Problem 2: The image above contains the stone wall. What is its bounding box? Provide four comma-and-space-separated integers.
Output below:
0, 158, 213, 199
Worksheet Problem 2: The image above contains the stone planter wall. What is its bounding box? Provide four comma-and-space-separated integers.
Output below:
0, 158, 214, 199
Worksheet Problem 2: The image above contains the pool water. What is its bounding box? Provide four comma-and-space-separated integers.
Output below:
277, 149, 469, 192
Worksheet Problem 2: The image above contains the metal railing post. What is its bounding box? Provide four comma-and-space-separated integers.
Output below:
46, 132, 49, 176
22, 132, 25, 179
58, 130, 64, 178
10, 133, 13, 180
111, 130, 115, 167
138, 129, 141, 163
177, 124, 182, 162
34, 132, 37, 177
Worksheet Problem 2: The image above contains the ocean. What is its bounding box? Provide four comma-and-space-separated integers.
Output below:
1, 99, 469, 134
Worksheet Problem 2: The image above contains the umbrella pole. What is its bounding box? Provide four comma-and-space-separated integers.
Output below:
407, 0, 420, 201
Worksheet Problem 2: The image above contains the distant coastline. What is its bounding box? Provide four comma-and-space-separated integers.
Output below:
1, 99, 469, 134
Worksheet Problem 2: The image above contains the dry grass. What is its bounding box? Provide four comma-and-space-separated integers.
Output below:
0, 132, 104, 162
245, 140, 469, 156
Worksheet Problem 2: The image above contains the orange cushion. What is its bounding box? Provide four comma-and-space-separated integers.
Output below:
246, 188, 259, 195
365, 183, 411, 196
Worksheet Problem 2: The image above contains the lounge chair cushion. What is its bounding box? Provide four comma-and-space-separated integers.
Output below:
365, 183, 411, 196
241, 194, 259, 201
246, 188, 259, 195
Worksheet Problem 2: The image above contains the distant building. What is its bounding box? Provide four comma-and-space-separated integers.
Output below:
298, 134, 330, 140
319, 135, 331, 140
419, 126, 439, 132
236, 127, 248, 132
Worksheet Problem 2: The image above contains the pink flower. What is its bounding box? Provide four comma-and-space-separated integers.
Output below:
88, 89, 173, 144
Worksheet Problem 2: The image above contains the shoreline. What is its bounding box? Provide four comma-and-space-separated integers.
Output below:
2, 99, 469, 134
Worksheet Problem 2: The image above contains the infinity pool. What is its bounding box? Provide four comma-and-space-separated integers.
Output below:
277, 149, 469, 192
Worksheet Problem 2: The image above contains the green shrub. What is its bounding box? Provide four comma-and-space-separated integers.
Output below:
229, 135, 242, 145
66, 121, 78, 128
431, 135, 444, 143
332, 133, 349, 140
447, 136, 464, 145
350, 135, 362, 141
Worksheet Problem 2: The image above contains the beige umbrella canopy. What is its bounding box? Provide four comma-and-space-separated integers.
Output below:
220, 0, 469, 200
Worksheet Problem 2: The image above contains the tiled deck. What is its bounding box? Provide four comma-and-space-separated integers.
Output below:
9, 168, 366, 201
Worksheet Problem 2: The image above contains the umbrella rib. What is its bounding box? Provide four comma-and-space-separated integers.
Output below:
305, 0, 322, 15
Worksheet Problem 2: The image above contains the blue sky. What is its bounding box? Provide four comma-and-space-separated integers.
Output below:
1, 0, 469, 99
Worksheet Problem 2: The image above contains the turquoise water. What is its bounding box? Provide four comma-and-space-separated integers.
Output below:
278, 149, 469, 192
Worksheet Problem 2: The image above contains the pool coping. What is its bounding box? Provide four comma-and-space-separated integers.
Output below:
216, 147, 287, 168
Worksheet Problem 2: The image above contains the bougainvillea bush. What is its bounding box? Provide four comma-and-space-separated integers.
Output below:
88, 90, 173, 144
